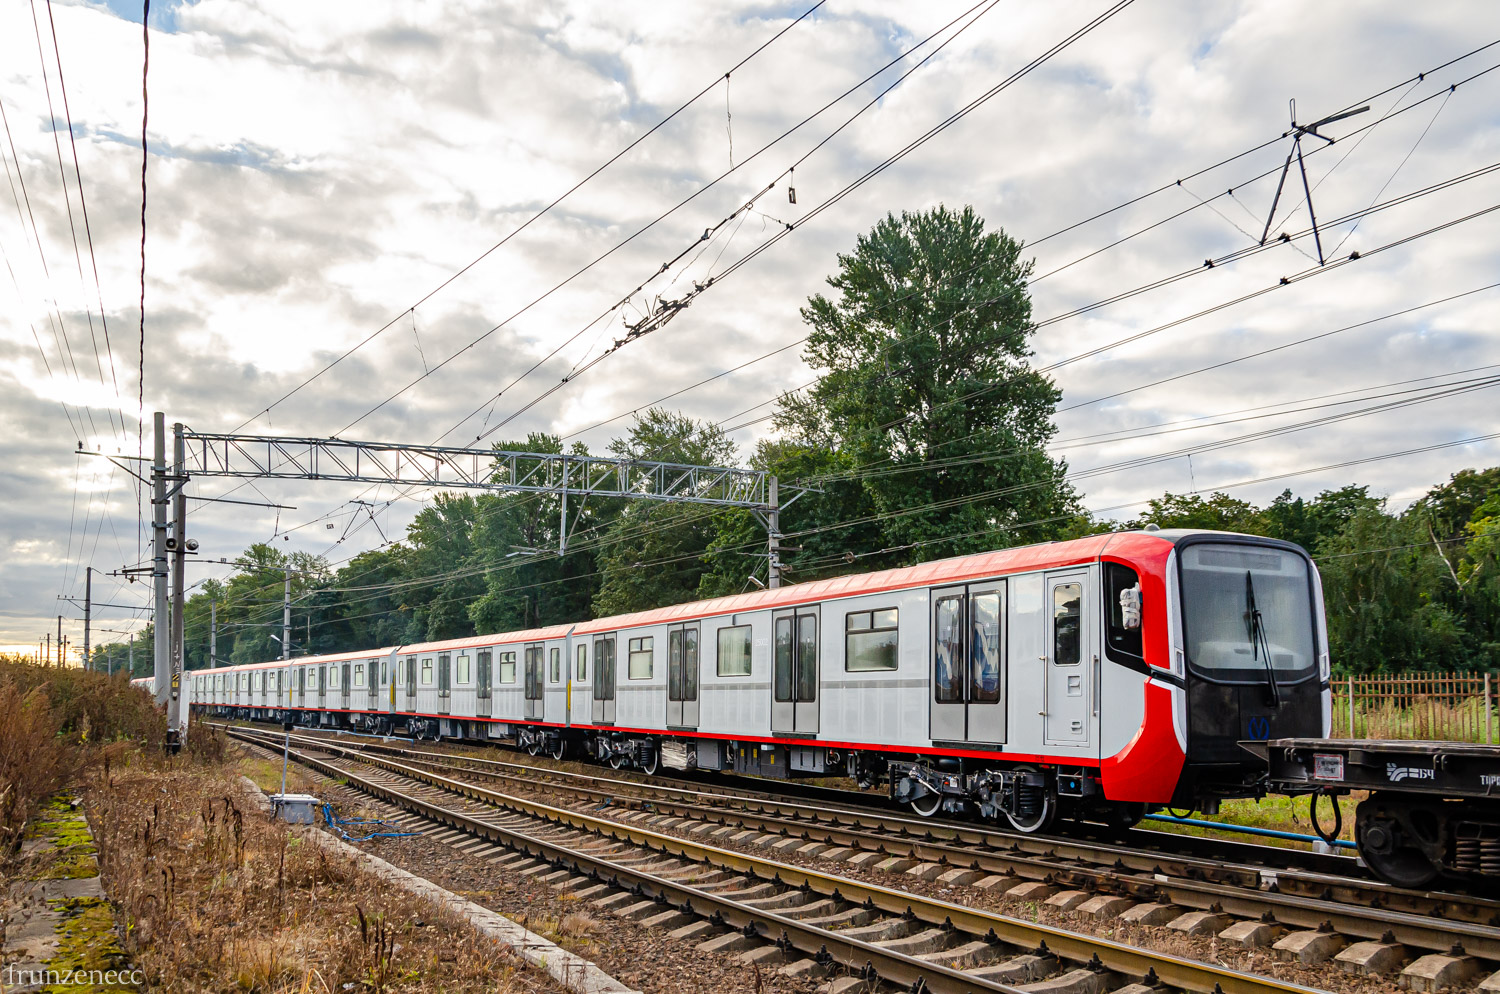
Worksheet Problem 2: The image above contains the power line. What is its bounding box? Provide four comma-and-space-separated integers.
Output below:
27, 0, 120, 441
343, 0, 1012, 443
41, 0, 121, 428
233, 0, 830, 433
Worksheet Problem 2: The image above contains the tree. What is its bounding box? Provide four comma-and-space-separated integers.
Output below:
468, 433, 606, 632
1130, 492, 1263, 534
774, 205, 1078, 562
697, 439, 881, 598
593, 409, 737, 616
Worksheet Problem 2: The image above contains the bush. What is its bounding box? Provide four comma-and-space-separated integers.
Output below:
0, 657, 166, 853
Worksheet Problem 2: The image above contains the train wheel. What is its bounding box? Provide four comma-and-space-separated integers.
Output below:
1357, 796, 1441, 889
551, 737, 567, 762
526, 739, 541, 757
1004, 768, 1056, 834
609, 752, 628, 771
909, 792, 943, 818
640, 744, 660, 776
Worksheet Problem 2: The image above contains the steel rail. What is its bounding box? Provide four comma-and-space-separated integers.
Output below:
333, 737, 1500, 957
249, 725, 1500, 937
232, 727, 1325, 994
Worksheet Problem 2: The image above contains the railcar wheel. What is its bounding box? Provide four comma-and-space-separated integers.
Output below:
1004, 768, 1056, 834
1357, 796, 1441, 889
551, 737, 567, 762
909, 792, 943, 818
609, 752, 628, 771
526, 739, 541, 757
640, 744, 660, 776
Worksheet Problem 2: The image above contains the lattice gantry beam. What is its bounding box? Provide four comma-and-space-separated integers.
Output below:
178, 431, 772, 509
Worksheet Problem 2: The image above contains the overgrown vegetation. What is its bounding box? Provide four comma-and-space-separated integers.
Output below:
82, 207, 1500, 677
87, 764, 550, 993
0, 657, 163, 853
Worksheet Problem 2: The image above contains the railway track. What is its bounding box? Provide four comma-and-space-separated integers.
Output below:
239, 724, 1500, 940
233, 725, 1342, 994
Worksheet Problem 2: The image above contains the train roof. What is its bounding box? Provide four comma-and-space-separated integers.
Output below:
201, 528, 1299, 673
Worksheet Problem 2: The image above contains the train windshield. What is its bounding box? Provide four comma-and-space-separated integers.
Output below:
1180, 543, 1316, 679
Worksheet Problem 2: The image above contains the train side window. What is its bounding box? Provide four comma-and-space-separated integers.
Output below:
499, 651, 517, 684
845, 608, 899, 672
774, 617, 793, 702
1053, 583, 1082, 665
1104, 562, 1145, 663
970, 590, 1003, 703
550, 647, 561, 683
628, 637, 654, 679
353, 663, 364, 688
797, 615, 818, 702
717, 625, 752, 676
576, 643, 587, 681
457, 653, 471, 685
421, 658, 434, 685
380, 659, 388, 685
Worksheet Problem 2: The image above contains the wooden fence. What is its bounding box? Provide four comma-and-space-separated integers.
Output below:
1329, 671, 1498, 743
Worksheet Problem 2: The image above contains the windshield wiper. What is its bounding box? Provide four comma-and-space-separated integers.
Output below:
1245, 570, 1281, 709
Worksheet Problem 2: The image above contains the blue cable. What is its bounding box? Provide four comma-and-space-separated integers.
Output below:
1144, 813, 1357, 849
321, 803, 419, 842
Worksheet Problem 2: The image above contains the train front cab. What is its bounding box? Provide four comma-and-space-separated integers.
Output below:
1163, 530, 1331, 811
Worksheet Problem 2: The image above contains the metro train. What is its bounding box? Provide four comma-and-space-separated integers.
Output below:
169, 527, 1332, 833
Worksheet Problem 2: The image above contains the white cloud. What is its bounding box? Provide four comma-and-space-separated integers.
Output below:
1, 0, 1498, 645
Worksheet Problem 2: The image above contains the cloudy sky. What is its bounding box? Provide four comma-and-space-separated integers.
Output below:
2, 0, 1498, 657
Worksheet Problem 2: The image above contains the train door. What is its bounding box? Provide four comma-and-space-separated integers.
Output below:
437, 653, 451, 715
341, 662, 351, 708
476, 649, 493, 718
930, 581, 1006, 745
524, 644, 544, 720
317, 665, 327, 705
772, 607, 819, 736
667, 624, 700, 729
366, 659, 378, 711
591, 634, 616, 724
573, 641, 587, 725
297, 666, 306, 707
404, 655, 417, 711
1043, 571, 1094, 747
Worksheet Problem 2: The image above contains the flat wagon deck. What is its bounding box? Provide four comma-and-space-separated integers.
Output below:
1251, 737, 1500, 888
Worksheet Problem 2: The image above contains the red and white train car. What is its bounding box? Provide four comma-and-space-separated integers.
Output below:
192, 528, 1331, 830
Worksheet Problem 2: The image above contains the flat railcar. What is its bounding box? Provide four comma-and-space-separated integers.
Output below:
1253, 737, 1500, 888
187, 527, 1333, 832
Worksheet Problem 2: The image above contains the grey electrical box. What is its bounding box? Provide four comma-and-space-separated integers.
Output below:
270, 793, 321, 824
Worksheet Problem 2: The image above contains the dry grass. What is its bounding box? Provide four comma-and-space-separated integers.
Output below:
85, 761, 561, 993
0, 657, 163, 855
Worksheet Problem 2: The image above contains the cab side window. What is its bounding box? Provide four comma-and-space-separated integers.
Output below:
1104, 562, 1145, 664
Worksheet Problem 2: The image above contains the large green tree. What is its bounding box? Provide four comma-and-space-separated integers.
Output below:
775, 205, 1078, 561
468, 433, 607, 632
593, 409, 736, 615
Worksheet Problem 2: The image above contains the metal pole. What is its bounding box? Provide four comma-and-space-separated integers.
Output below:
43, 634, 49, 666
1347, 674, 1355, 739
168, 422, 187, 744
152, 412, 169, 706
83, 567, 92, 669
61, 635, 69, 667
209, 598, 217, 667
1486, 672, 1493, 746
767, 475, 781, 589
57, 615, 62, 667
282, 570, 291, 661
106, 647, 112, 677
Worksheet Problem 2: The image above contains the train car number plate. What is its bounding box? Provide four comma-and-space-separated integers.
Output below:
1312, 753, 1345, 781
